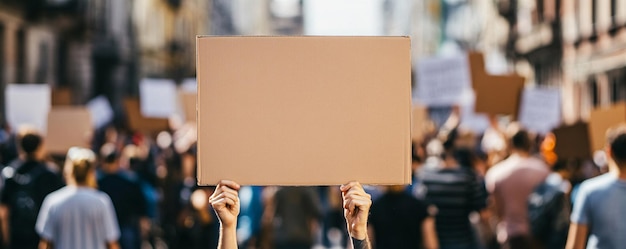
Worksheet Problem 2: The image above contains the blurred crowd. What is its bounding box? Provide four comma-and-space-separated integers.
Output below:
0, 104, 612, 249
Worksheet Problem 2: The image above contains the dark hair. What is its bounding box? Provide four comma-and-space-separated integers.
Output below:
412, 143, 422, 163
20, 133, 42, 157
606, 125, 626, 167
510, 129, 532, 152
442, 128, 459, 152
99, 143, 119, 164
453, 147, 475, 169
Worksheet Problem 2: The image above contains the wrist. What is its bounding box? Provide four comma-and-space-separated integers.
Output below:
220, 220, 238, 230
350, 225, 368, 240
351, 236, 370, 249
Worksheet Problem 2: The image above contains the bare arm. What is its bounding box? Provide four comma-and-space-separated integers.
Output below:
38, 239, 53, 249
0, 205, 9, 247
106, 241, 120, 249
565, 223, 588, 249
209, 180, 241, 249
421, 216, 439, 249
341, 182, 372, 249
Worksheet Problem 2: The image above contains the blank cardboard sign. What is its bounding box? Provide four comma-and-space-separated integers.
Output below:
124, 98, 170, 134
474, 75, 525, 117
412, 105, 432, 143
196, 36, 412, 186
179, 92, 196, 123
51, 88, 72, 106
468, 52, 524, 117
46, 107, 93, 155
553, 122, 591, 160
588, 103, 626, 153
6, 84, 51, 134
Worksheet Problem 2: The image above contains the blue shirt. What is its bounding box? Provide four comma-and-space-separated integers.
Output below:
571, 173, 626, 249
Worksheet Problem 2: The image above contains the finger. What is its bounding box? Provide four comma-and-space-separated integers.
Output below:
343, 190, 371, 204
343, 195, 372, 210
210, 192, 239, 207
218, 185, 240, 199
211, 198, 234, 210
340, 181, 362, 192
217, 180, 241, 191
344, 187, 369, 198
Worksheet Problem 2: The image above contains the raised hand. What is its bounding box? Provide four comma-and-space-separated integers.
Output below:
340, 181, 372, 240
209, 180, 241, 228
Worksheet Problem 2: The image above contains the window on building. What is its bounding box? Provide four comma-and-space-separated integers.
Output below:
591, 0, 598, 35
537, 0, 545, 23
16, 28, 25, 84
611, 74, 620, 102
0, 23, 4, 85
611, 0, 617, 26
0, 23, 4, 124
591, 79, 600, 107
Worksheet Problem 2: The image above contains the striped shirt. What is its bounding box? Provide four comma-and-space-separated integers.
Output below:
36, 186, 120, 249
418, 167, 487, 249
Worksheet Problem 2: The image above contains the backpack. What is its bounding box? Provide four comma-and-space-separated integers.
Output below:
527, 173, 570, 249
2, 160, 46, 239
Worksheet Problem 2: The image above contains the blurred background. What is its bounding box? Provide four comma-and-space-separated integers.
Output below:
0, 0, 624, 124
0, 1, 625, 249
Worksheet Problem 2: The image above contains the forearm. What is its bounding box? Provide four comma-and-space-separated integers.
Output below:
106, 241, 120, 249
218, 225, 238, 249
38, 240, 53, 249
351, 236, 371, 249
0, 205, 9, 245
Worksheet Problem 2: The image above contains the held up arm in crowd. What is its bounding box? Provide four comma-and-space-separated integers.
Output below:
565, 223, 588, 249
209, 180, 241, 249
421, 216, 439, 249
0, 205, 9, 247
210, 180, 373, 249
340, 181, 373, 249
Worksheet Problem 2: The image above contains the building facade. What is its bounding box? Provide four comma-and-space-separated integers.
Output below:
500, 0, 626, 123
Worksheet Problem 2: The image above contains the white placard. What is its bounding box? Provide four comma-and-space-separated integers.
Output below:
87, 96, 114, 129
415, 54, 472, 106
5, 84, 51, 133
303, 0, 384, 35
139, 78, 178, 118
181, 78, 197, 93
518, 87, 561, 134
459, 90, 490, 134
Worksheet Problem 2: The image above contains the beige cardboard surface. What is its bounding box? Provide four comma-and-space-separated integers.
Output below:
468, 51, 524, 117
124, 98, 170, 134
589, 103, 626, 153
474, 74, 525, 117
196, 36, 412, 186
468, 52, 486, 87
412, 105, 432, 143
46, 107, 92, 155
553, 122, 591, 160
179, 92, 196, 123
51, 88, 72, 106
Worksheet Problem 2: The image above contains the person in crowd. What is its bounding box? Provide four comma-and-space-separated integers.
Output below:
97, 143, 149, 249
176, 188, 220, 249
420, 150, 487, 249
263, 185, 322, 249
419, 129, 488, 249
485, 125, 551, 249
369, 185, 438, 249
35, 147, 120, 249
210, 180, 372, 249
0, 129, 63, 249
566, 125, 626, 249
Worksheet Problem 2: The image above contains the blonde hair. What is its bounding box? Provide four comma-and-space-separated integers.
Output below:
65, 147, 96, 184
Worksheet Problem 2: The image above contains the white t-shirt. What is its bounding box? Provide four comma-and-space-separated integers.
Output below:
36, 186, 120, 249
